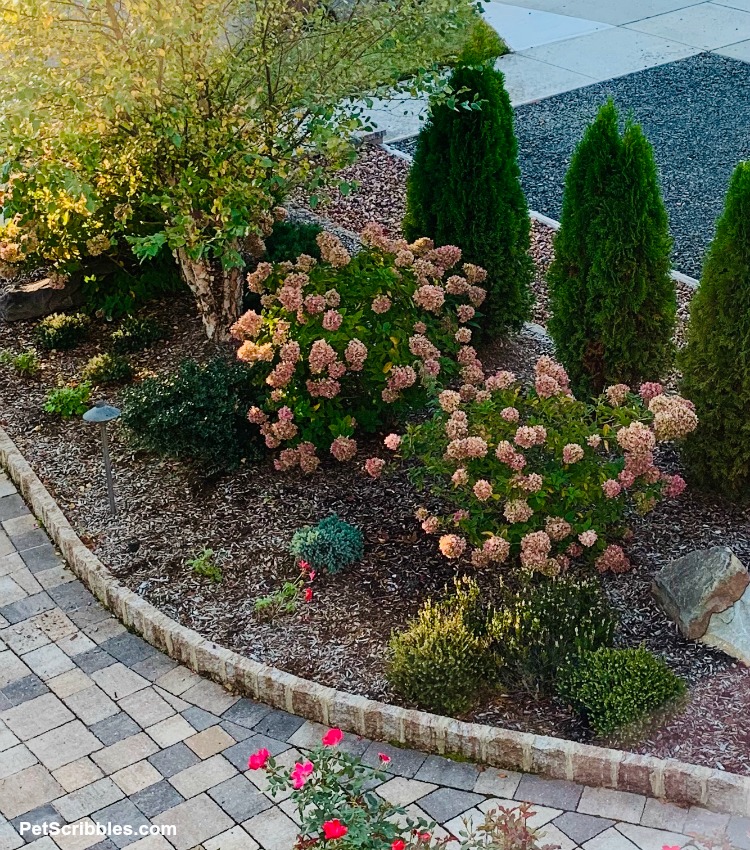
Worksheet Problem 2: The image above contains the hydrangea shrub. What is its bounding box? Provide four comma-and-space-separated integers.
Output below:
232, 225, 486, 471
392, 357, 696, 574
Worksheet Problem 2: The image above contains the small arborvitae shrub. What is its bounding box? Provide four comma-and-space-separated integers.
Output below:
110, 316, 165, 354
547, 100, 675, 397
491, 577, 617, 690
290, 515, 364, 575
34, 312, 89, 351
403, 63, 533, 334
0, 348, 40, 376
680, 161, 750, 501
81, 353, 133, 385
388, 578, 491, 715
121, 357, 262, 472
557, 646, 685, 736
43, 383, 91, 418
264, 220, 322, 264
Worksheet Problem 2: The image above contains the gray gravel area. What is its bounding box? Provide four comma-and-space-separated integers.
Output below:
392, 52, 750, 278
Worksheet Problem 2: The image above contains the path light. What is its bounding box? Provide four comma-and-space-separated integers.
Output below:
83, 401, 121, 516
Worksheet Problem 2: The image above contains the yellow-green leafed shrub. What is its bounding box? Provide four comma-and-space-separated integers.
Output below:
387, 579, 490, 715
557, 646, 685, 736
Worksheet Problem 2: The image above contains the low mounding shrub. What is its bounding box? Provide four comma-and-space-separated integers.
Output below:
121, 358, 261, 471
388, 578, 491, 715
34, 312, 89, 350
233, 225, 485, 471
557, 646, 685, 736
110, 316, 165, 354
264, 220, 322, 264
680, 161, 750, 502
81, 353, 133, 385
395, 356, 697, 573
290, 515, 363, 575
43, 383, 91, 418
492, 578, 617, 690
0, 348, 40, 376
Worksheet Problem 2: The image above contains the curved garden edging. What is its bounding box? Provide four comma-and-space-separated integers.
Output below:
1, 425, 747, 818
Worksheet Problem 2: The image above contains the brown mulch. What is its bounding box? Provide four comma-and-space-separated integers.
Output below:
2, 145, 750, 775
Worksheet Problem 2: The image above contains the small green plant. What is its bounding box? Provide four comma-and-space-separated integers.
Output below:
290, 515, 363, 575
491, 578, 617, 690
81, 353, 133, 385
388, 578, 491, 715
456, 18, 508, 65
254, 581, 302, 619
43, 383, 92, 418
110, 316, 165, 354
264, 220, 322, 264
557, 646, 685, 736
0, 348, 40, 376
33, 312, 89, 351
186, 549, 222, 583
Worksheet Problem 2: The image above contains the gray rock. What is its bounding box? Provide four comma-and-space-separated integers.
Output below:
0, 277, 84, 321
703, 584, 750, 664
652, 546, 749, 639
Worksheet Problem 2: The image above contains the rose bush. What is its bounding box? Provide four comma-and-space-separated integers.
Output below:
232, 224, 487, 470
389, 358, 696, 574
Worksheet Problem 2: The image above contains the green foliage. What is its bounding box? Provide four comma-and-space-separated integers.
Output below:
401, 357, 696, 571
186, 549, 223, 583
43, 383, 91, 418
81, 353, 133, 385
264, 221, 322, 264
33, 313, 89, 351
82, 248, 185, 320
403, 64, 533, 334
110, 316, 165, 354
679, 161, 750, 501
120, 357, 262, 472
388, 578, 491, 715
490, 578, 617, 690
456, 18, 508, 65
254, 581, 301, 619
290, 515, 364, 575
547, 100, 676, 397
0, 348, 40, 376
557, 646, 685, 736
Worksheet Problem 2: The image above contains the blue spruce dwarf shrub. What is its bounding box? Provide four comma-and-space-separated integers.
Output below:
290, 515, 364, 574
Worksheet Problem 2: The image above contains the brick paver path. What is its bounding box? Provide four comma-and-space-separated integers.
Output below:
0, 472, 745, 850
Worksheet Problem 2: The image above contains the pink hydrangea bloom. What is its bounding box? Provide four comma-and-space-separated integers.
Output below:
483, 535, 510, 563
545, 516, 571, 541
520, 531, 552, 569
303, 294, 326, 314
455, 327, 472, 344
452, 467, 469, 486
601, 479, 622, 498
317, 232, 350, 267
445, 275, 469, 295
439, 534, 466, 559
617, 421, 656, 454
409, 334, 440, 360
439, 390, 462, 413
230, 310, 264, 340
421, 516, 440, 534
364, 457, 385, 479
578, 530, 598, 547
322, 309, 343, 331
486, 370, 516, 391
371, 295, 392, 314
463, 263, 487, 284
413, 284, 445, 313
384, 433, 401, 451
504, 499, 533, 524
500, 407, 519, 423
324, 288, 341, 307
606, 384, 631, 407
663, 474, 687, 498
562, 443, 585, 464
587, 434, 602, 448
595, 544, 631, 574
344, 339, 368, 371
473, 479, 493, 501
639, 382, 663, 403
330, 436, 357, 462
456, 304, 475, 323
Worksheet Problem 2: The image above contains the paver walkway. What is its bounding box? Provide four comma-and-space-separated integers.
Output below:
0, 472, 744, 850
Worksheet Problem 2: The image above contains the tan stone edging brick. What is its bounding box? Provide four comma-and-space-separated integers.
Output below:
1, 426, 747, 817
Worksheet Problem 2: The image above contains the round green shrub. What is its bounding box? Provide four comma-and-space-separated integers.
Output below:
403, 64, 533, 335
388, 578, 491, 715
264, 220, 322, 264
557, 646, 685, 736
547, 99, 675, 397
491, 578, 617, 691
81, 353, 133, 385
289, 515, 363, 574
679, 161, 750, 501
33, 312, 90, 351
110, 316, 165, 354
120, 357, 262, 472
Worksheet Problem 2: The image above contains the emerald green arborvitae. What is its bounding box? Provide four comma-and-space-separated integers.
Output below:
547, 100, 676, 397
679, 161, 750, 501
403, 64, 533, 334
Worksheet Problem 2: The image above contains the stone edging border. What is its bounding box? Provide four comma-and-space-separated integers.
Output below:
1, 426, 747, 818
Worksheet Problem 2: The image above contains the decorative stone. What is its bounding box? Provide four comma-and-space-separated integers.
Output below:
702, 584, 750, 664
652, 546, 749, 639
0, 277, 84, 321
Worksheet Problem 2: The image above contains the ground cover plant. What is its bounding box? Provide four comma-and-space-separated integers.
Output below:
33, 313, 89, 351
233, 224, 486, 466
547, 100, 675, 397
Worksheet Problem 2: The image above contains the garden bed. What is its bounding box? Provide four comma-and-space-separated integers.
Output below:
2, 146, 750, 777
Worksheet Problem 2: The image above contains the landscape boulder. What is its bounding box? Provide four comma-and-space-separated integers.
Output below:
652, 546, 749, 640
0, 277, 85, 322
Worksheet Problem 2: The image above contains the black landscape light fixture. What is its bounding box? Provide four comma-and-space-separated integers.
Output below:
83, 401, 121, 516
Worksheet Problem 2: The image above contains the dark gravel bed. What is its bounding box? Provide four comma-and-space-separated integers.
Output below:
391, 52, 750, 278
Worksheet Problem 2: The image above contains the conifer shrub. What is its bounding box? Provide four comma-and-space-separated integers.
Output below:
679, 161, 750, 500
403, 64, 533, 334
110, 316, 165, 354
547, 100, 676, 397
81, 353, 133, 385
290, 515, 364, 575
34, 312, 89, 351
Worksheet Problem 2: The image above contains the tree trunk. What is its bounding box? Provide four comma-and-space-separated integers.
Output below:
176, 249, 243, 341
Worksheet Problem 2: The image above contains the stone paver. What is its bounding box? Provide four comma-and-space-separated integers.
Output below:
0, 474, 737, 849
